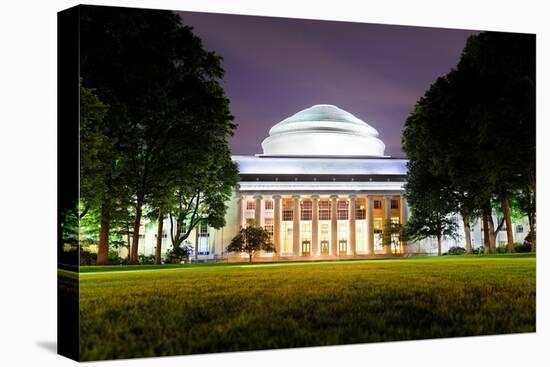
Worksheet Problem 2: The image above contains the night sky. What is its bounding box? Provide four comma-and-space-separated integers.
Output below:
177, 11, 478, 158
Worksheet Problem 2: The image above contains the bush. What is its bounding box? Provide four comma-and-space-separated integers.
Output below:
79, 248, 97, 265
496, 246, 507, 254
165, 244, 193, 264
514, 242, 531, 253
472, 246, 484, 254
447, 246, 467, 255
138, 254, 155, 264
108, 250, 127, 265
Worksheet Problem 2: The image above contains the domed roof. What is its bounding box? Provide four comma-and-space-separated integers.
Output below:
261, 104, 386, 157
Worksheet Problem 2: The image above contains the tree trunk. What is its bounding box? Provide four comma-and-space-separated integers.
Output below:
528, 212, 536, 253
462, 210, 472, 254
130, 200, 143, 264
194, 226, 199, 261
97, 201, 110, 265
437, 235, 442, 256
482, 208, 491, 254
502, 195, 515, 252
155, 208, 163, 265
487, 213, 496, 253
249, 253, 253, 263
529, 172, 536, 252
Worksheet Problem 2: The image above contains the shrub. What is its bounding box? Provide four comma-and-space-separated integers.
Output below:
79, 248, 97, 265
472, 246, 484, 254
514, 242, 531, 253
108, 250, 127, 265
447, 246, 467, 255
138, 254, 155, 264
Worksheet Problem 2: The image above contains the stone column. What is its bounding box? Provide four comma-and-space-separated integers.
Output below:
367, 195, 374, 255
349, 195, 356, 256
330, 195, 338, 256
254, 194, 262, 227
273, 195, 281, 256
384, 195, 392, 255
400, 195, 408, 254
293, 195, 301, 256
238, 195, 245, 227
311, 195, 319, 256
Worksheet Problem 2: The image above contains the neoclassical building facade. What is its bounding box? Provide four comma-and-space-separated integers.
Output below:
132, 104, 529, 261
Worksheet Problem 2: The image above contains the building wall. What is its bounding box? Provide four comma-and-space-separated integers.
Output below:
131, 191, 530, 261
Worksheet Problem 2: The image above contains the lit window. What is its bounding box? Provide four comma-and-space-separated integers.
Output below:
356, 198, 366, 220
264, 218, 274, 241
264, 200, 273, 210
246, 200, 255, 210
283, 199, 293, 221
516, 225, 524, 233
337, 200, 349, 220
199, 224, 208, 237
374, 200, 382, 209
301, 200, 312, 220
319, 200, 331, 220
391, 199, 399, 209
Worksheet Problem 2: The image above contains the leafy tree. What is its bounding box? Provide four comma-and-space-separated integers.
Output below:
227, 225, 275, 263
457, 32, 535, 253
79, 80, 117, 265
80, 7, 237, 264
381, 219, 405, 255
403, 161, 458, 256
168, 145, 238, 259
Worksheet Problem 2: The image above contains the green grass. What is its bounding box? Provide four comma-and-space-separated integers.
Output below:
75, 254, 536, 361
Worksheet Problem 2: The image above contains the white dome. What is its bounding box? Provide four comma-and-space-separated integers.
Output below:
261, 104, 386, 156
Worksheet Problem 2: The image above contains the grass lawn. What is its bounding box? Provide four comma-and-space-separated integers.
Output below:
74, 254, 536, 361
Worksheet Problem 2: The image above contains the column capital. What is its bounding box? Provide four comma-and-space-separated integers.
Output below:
292, 194, 301, 200
330, 194, 339, 200
272, 194, 281, 200
348, 194, 357, 199
253, 194, 263, 200
311, 194, 320, 200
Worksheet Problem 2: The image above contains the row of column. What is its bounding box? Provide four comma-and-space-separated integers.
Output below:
238, 194, 408, 256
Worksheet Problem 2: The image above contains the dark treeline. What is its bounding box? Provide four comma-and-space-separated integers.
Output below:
72, 7, 239, 265
402, 32, 535, 255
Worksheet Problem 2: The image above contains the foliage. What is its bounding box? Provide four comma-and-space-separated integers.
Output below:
227, 225, 275, 262
446, 246, 467, 256
76, 255, 535, 360
79, 7, 238, 264
514, 242, 532, 253
165, 242, 194, 264
401, 31, 535, 253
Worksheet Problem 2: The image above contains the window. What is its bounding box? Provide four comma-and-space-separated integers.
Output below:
264, 200, 273, 210
246, 200, 255, 210
199, 224, 208, 237
283, 199, 293, 221
374, 200, 382, 209
516, 225, 524, 233
391, 199, 399, 209
264, 218, 274, 241
337, 200, 349, 220
301, 200, 312, 220
356, 199, 366, 220
319, 200, 331, 220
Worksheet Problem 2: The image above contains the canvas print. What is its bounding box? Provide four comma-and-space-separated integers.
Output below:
58, 4, 536, 362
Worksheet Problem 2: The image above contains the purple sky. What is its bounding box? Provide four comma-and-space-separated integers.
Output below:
177, 11, 478, 158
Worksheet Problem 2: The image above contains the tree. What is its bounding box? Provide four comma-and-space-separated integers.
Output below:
227, 226, 275, 263
79, 80, 116, 265
381, 219, 405, 255
168, 145, 239, 258
401, 32, 535, 255
80, 7, 237, 264
457, 32, 535, 253
402, 161, 458, 256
